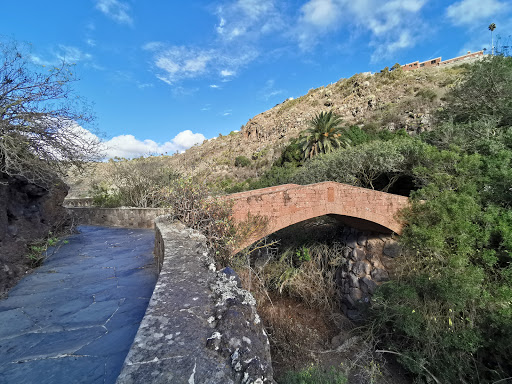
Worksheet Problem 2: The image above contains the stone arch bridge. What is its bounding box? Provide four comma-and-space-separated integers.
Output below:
224, 181, 410, 253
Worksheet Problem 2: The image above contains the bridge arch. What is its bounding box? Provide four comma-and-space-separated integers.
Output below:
225, 182, 410, 253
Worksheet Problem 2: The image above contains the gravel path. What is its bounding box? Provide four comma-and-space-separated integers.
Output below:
0, 225, 157, 384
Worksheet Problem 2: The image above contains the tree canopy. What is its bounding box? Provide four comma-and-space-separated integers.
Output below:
299, 111, 348, 159
0, 38, 101, 187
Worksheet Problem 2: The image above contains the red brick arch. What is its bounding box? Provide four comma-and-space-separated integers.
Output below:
225, 182, 410, 253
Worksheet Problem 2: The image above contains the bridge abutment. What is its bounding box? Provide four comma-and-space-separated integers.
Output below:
335, 227, 401, 320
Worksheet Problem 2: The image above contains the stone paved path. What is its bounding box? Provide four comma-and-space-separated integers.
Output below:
0, 225, 157, 384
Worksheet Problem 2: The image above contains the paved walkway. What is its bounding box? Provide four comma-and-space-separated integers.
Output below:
0, 226, 157, 384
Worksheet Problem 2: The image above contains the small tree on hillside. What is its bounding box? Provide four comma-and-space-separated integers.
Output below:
0, 38, 101, 187
299, 111, 348, 160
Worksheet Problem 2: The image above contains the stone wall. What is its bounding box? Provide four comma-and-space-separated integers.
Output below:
68, 207, 172, 229
63, 198, 94, 207
117, 218, 274, 384
336, 227, 401, 320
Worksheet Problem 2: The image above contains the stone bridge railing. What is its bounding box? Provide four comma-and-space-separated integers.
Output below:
68, 208, 274, 382
67, 207, 172, 229
116, 218, 274, 384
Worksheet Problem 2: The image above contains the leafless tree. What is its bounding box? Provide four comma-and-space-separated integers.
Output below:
0, 38, 102, 187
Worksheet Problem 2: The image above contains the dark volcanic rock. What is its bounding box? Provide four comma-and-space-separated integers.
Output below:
0, 173, 69, 297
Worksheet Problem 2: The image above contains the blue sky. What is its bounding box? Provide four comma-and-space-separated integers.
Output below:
1, 0, 511, 158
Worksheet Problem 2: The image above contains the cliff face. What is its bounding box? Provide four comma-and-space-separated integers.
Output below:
0, 173, 69, 296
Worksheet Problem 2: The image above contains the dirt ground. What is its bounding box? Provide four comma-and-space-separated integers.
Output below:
256, 294, 411, 384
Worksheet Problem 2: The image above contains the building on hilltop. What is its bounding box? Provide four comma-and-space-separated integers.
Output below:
401, 50, 484, 71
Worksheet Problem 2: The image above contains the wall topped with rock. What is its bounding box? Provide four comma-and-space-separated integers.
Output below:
68, 207, 172, 229
336, 227, 401, 320
117, 218, 274, 384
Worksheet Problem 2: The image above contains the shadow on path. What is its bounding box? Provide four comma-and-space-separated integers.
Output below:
0, 225, 157, 384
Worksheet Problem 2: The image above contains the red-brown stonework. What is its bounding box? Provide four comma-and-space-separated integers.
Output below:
225, 182, 410, 253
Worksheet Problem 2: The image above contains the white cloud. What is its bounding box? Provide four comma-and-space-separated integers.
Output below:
260, 79, 284, 100
300, 0, 341, 28
210, 84, 220, 88
215, 0, 282, 41
101, 130, 206, 159
30, 45, 93, 66
220, 69, 235, 77
151, 47, 212, 84
371, 31, 414, 62
57, 45, 92, 63
144, 43, 256, 85
297, 0, 426, 58
446, 0, 508, 26
95, 0, 133, 25
143, 1, 279, 86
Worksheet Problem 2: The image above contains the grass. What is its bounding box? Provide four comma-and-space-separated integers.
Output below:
280, 365, 347, 384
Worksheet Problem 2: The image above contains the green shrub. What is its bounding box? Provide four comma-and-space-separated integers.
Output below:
281, 365, 347, 384
369, 56, 512, 383
234, 155, 251, 167
292, 135, 424, 193
415, 88, 437, 102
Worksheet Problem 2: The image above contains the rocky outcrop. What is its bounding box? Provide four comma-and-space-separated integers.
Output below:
117, 219, 273, 384
0, 173, 69, 296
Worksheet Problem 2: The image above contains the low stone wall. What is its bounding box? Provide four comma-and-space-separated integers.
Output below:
117, 218, 274, 384
63, 197, 94, 207
336, 227, 401, 320
68, 207, 172, 229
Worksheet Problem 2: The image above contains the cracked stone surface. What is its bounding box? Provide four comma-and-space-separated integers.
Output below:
0, 225, 157, 384
117, 219, 274, 384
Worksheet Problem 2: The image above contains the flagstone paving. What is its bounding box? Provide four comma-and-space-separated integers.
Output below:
0, 225, 157, 384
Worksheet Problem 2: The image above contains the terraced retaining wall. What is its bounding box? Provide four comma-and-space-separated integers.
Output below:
117, 217, 274, 384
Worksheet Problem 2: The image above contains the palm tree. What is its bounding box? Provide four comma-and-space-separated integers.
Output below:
299, 111, 348, 160
489, 23, 496, 55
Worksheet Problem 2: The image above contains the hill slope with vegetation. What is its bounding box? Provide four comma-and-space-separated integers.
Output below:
67, 63, 464, 198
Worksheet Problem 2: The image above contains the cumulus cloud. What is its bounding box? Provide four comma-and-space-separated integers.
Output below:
100, 130, 206, 159
95, 0, 133, 25
446, 0, 509, 26
297, 0, 426, 59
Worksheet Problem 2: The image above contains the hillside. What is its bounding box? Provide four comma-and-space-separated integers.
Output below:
67, 64, 467, 198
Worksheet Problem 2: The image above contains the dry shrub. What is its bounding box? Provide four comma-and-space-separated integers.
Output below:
159, 177, 236, 261
262, 242, 345, 312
